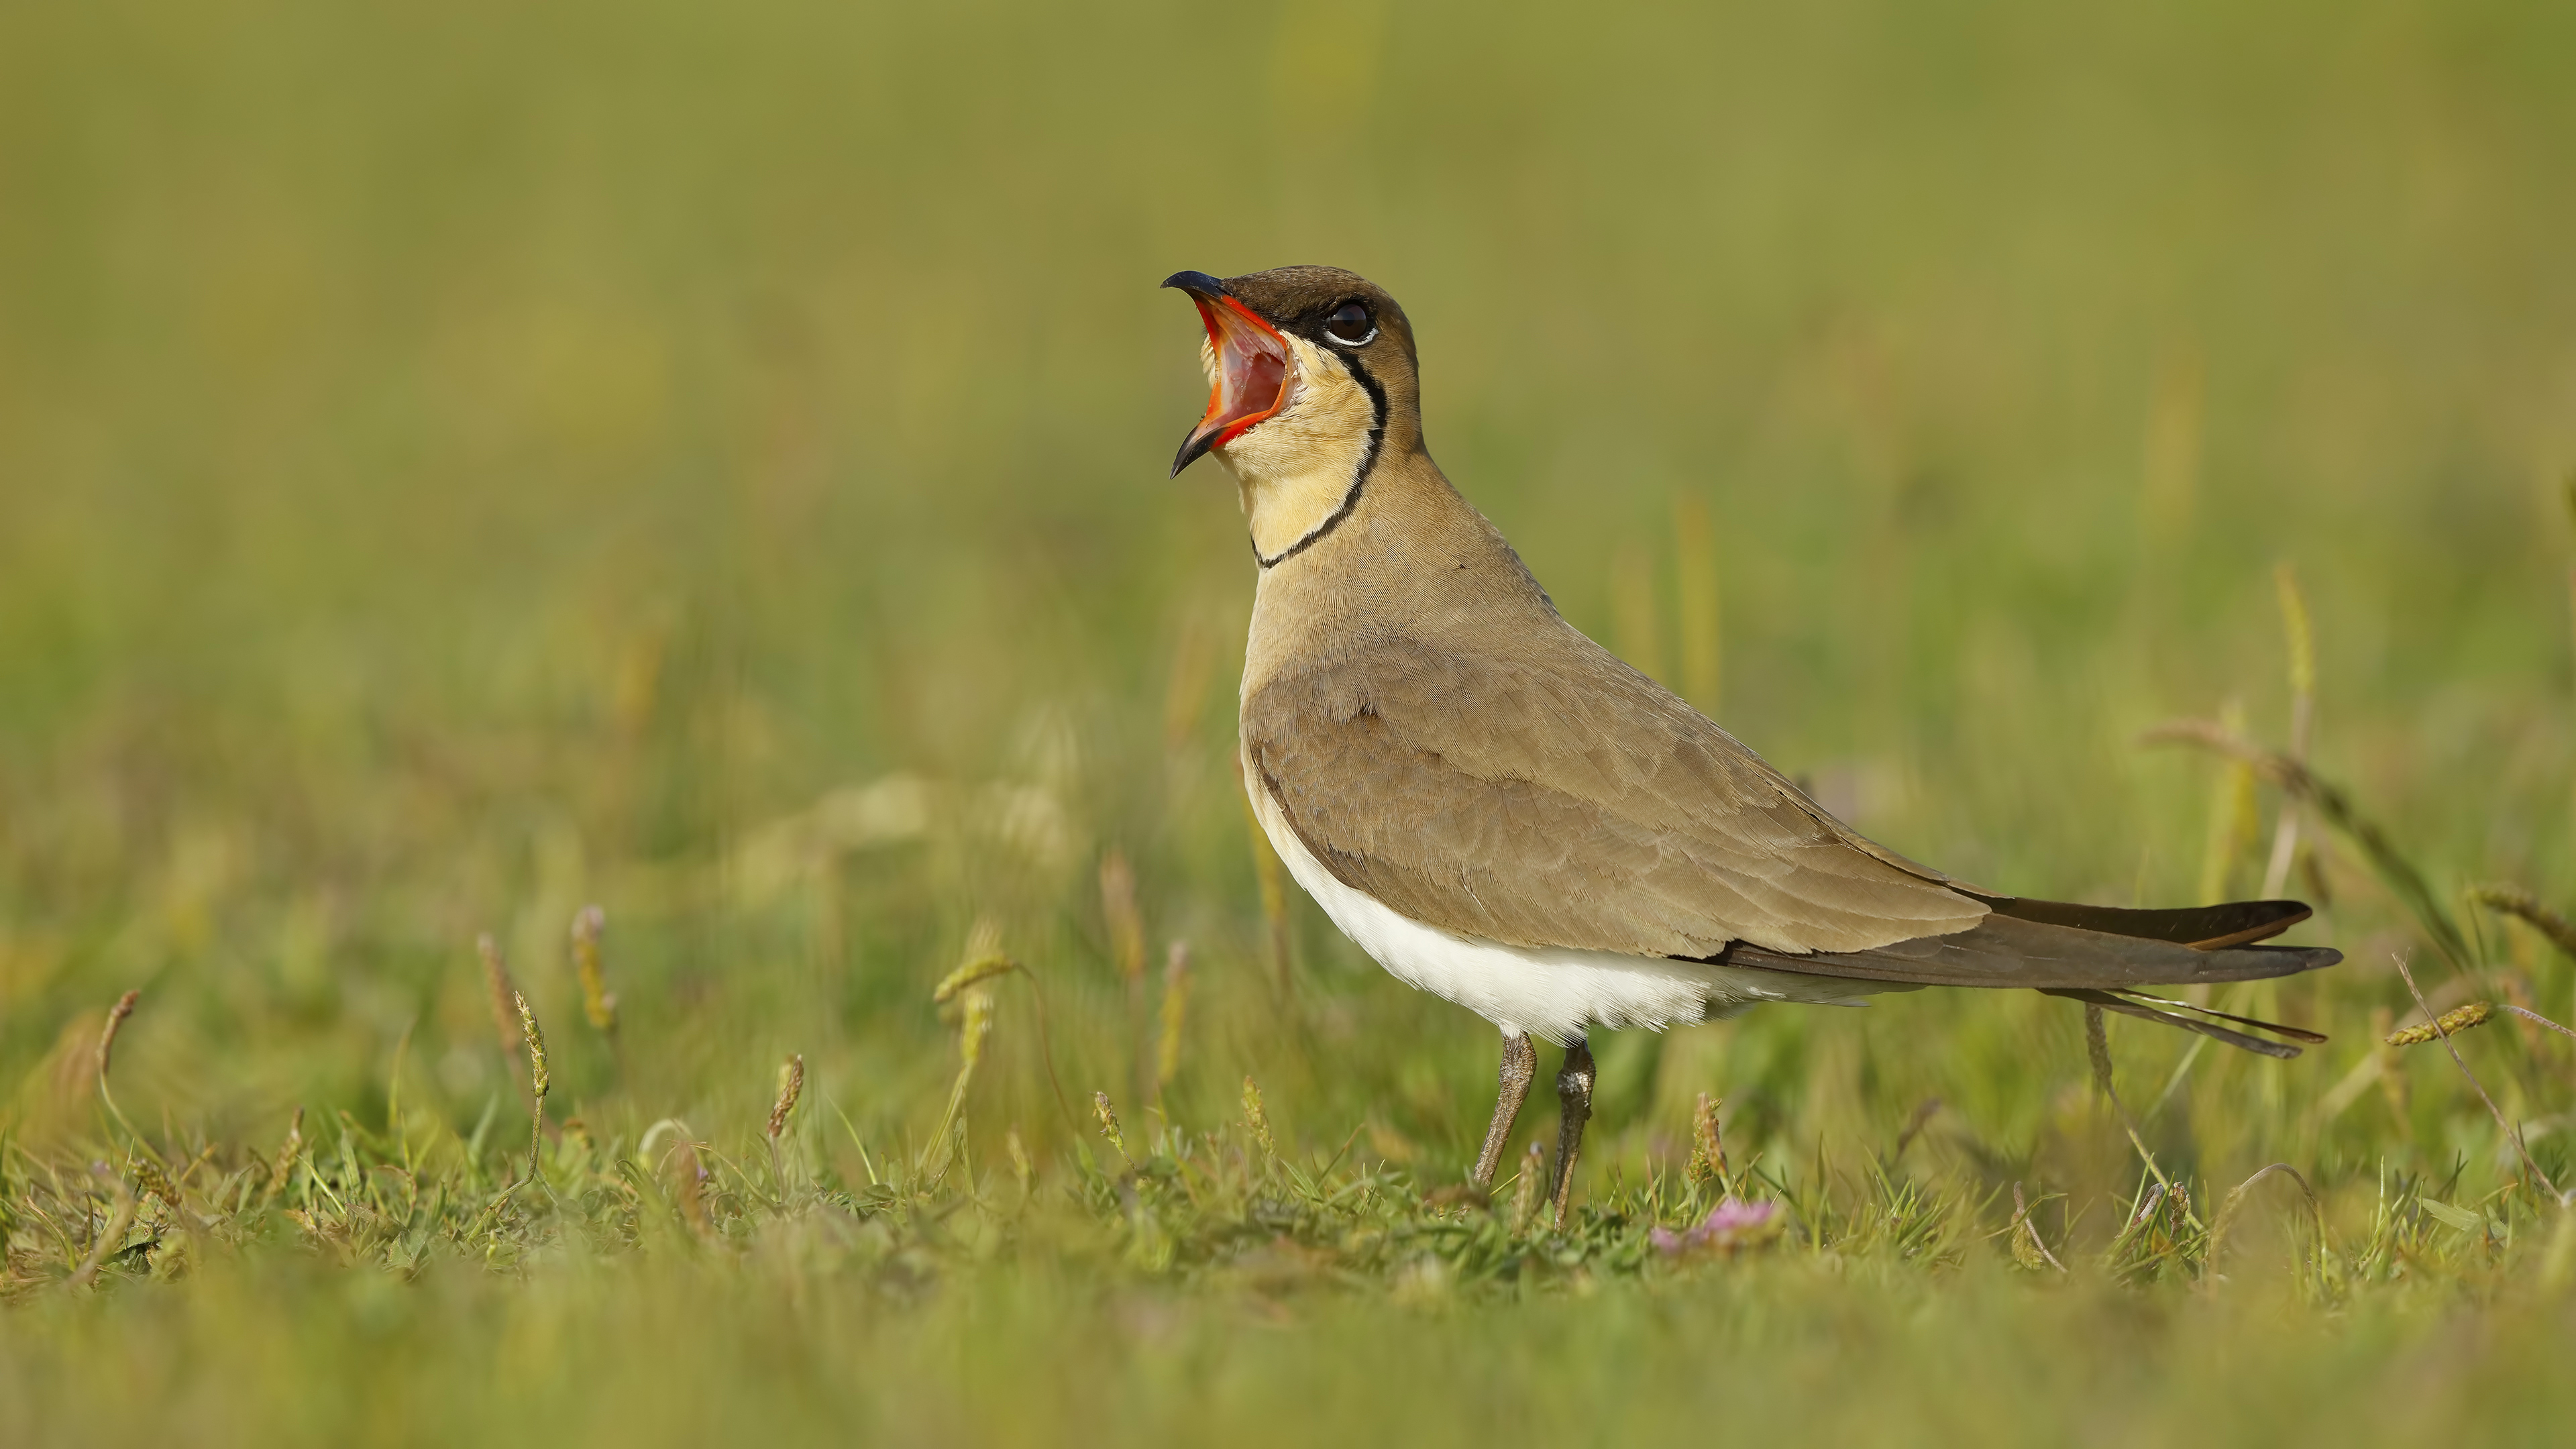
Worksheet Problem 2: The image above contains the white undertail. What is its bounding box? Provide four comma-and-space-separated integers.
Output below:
1245, 766, 1902, 1044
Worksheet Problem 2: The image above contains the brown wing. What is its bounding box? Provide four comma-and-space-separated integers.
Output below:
1242, 625, 1990, 957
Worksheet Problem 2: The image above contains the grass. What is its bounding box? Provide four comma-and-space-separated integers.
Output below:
7, 0, 2576, 1441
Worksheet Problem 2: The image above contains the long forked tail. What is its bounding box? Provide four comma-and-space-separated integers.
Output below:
2039, 986, 2327, 1059
1720, 894, 2341, 1057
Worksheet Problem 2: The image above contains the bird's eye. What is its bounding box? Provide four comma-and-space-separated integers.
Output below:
1324, 301, 1374, 344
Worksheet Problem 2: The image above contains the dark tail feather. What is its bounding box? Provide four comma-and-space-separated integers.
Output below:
1716, 895, 2341, 1051
2040, 987, 2320, 1059
2114, 988, 2328, 1044
1721, 910, 2341, 992
1974, 895, 2313, 950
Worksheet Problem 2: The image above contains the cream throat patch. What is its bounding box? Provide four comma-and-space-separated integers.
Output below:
1212, 333, 1385, 564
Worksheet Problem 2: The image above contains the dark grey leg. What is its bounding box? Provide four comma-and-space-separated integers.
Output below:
1470, 1032, 1538, 1188
1548, 1040, 1596, 1228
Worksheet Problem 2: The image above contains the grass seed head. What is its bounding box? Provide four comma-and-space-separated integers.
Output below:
1686, 1093, 1728, 1189
768, 1053, 805, 1141
1092, 1091, 1129, 1162
95, 989, 139, 1081
2387, 1001, 2493, 1046
934, 955, 1016, 1005
1240, 1077, 1277, 1160
513, 990, 549, 1099
2468, 882, 2576, 960
260, 1106, 306, 1207
936, 921, 1017, 1005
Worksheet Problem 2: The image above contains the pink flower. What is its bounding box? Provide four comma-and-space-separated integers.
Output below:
1651, 1197, 1778, 1256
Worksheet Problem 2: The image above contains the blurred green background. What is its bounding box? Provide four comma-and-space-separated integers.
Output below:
5, 0, 2576, 1437
9, 0, 2576, 1169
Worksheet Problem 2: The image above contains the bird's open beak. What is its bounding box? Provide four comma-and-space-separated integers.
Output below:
1165, 271, 1292, 477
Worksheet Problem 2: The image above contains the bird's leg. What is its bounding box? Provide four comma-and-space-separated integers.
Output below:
1548, 1040, 1596, 1228
1470, 1032, 1538, 1188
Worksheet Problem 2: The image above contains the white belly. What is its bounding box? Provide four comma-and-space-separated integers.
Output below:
1247, 776, 1896, 1044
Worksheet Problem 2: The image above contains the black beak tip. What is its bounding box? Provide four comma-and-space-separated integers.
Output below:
1165, 272, 1231, 476
1161, 270, 1228, 297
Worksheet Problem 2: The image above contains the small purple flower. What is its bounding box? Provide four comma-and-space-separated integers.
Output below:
1652, 1197, 1778, 1256
1703, 1198, 1774, 1233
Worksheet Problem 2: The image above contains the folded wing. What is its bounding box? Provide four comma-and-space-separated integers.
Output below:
1244, 625, 1990, 958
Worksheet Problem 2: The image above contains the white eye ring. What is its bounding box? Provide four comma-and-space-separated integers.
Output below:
1326, 323, 1377, 347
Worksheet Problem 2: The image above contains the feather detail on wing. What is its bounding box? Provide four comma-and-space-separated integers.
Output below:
1242, 628, 1990, 958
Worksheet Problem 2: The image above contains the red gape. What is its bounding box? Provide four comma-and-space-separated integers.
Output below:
1181, 292, 1292, 458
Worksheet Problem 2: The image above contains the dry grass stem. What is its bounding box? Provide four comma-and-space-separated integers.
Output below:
2389, 953, 2555, 1196
2498, 1003, 2576, 1043
2082, 1006, 2192, 1218
2009, 1183, 2066, 1273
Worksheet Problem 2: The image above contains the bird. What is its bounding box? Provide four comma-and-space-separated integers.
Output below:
1161, 264, 2339, 1226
